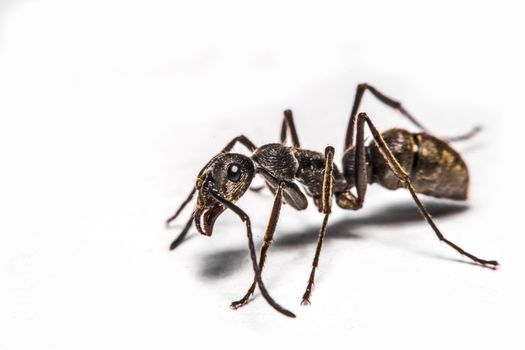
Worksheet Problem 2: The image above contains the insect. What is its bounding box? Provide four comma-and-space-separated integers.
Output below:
166, 83, 499, 318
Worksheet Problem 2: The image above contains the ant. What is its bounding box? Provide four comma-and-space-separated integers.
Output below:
166, 83, 499, 318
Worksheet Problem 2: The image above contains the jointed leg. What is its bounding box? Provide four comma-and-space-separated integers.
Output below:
406, 183, 498, 266
334, 104, 374, 210
169, 213, 194, 250
166, 188, 196, 226
301, 146, 335, 305
166, 135, 258, 249
231, 182, 285, 309
354, 112, 498, 267
445, 125, 482, 142
344, 83, 480, 150
222, 134, 258, 153
207, 182, 295, 318
280, 109, 301, 147
345, 83, 428, 149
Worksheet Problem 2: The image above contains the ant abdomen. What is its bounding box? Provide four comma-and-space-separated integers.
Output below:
367, 128, 469, 200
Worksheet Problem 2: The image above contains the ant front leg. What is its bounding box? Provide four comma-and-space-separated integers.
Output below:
231, 182, 285, 309
301, 146, 335, 305
354, 112, 498, 267
207, 183, 295, 318
222, 134, 258, 153
166, 135, 258, 250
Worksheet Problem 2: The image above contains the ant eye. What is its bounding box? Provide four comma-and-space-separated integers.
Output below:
227, 163, 242, 182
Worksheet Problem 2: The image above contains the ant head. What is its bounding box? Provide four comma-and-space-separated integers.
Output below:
194, 153, 255, 236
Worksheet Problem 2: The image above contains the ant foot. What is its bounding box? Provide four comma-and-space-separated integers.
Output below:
477, 259, 499, 269
230, 297, 250, 310
481, 259, 499, 266
301, 292, 312, 306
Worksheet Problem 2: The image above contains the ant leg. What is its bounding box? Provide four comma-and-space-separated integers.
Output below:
355, 112, 499, 267
445, 125, 482, 142
169, 213, 194, 250
231, 183, 284, 309
222, 134, 258, 153
301, 146, 335, 305
335, 106, 372, 210
208, 183, 295, 318
280, 109, 301, 147
166, 188, 196, 226
405, 184, 498, 267
345, 83, 428, 149
166, 187, 197, 250
344, 83, 480, 149
166, 135, 258, 249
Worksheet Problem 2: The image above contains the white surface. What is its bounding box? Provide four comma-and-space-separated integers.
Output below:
1, 1, 523, 349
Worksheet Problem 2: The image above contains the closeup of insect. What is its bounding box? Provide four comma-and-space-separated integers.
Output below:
166, 83, 499, 318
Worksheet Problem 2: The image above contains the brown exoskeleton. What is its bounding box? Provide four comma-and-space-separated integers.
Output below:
166, 83, 498, 318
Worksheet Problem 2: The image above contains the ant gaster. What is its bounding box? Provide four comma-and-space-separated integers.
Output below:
166, 83, 499, 318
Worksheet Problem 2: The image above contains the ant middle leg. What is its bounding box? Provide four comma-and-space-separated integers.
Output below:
335, 106, 373, 210
354, 112, 498, 267
301, 146, 335, 305
230, 182, 285, 309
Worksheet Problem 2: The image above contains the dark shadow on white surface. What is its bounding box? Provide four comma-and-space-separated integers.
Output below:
198, 200, 469, 279
199, 250, 248, 279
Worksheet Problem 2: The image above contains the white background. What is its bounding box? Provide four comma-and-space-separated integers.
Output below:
1, 1, 523, 349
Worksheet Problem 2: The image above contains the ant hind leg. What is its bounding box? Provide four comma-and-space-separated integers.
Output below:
355, 112, 498, 267
344, 83, 481, 149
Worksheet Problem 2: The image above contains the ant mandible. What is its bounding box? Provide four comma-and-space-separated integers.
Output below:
166, 83, 499, 318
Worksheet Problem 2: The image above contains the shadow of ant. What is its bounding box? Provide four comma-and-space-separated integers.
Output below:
198, 200, 470, 279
